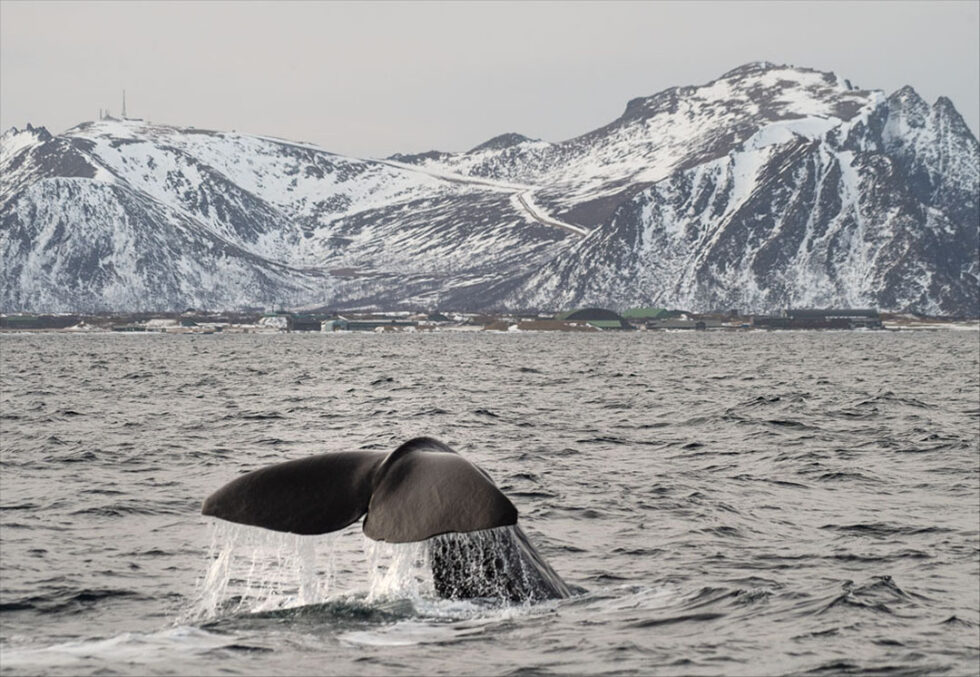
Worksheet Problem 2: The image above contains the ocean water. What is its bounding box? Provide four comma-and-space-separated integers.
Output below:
0, 330, 977, 676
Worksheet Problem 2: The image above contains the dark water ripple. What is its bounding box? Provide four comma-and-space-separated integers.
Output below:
0, 331, 978, 676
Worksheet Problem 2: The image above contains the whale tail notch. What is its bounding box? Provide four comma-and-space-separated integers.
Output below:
201, 437, 518, 543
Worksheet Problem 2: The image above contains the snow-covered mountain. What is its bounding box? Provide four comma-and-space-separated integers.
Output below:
3, 62, 977, 315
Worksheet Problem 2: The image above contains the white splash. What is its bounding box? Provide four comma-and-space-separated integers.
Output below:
364, 538, 435, 603
184, 522, 569, 625
366, 525, 570, 606
183, 522, 338, 622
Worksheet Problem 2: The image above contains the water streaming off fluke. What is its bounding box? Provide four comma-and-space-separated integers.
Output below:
186, 522, 339, 621
187, 522, 571, 623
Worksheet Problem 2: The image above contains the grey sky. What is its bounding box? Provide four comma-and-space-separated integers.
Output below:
2, 0, 977, 158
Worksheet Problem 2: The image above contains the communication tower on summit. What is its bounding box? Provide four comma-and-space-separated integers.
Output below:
121, 90, 127, 119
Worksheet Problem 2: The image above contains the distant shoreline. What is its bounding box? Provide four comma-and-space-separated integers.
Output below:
2, 322, 978, 335
3, 308, 978, 335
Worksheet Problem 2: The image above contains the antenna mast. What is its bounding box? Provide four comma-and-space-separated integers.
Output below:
122, 89, 127, 119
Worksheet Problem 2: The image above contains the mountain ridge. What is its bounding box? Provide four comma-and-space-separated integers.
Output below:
3, 62, 977, 315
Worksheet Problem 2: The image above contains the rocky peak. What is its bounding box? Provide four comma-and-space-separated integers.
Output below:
1, 124, 54, 168
616, 62, 865, 127
24, 122, 51, 138
932, 96, 977, 140
880, 85, 977, 156
719, 60, 792, 79
467, 132, 536, 154
2, 123, 52, 145
886, 85, 930, 123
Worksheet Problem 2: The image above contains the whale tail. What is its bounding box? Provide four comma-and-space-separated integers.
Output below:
201, 437, 518, 542
202, 437, 570, 602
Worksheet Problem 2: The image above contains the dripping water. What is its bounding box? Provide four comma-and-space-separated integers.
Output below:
184, 522, 338, 621
185, 523, 568, 623
364, 538, 434, 603
427, 526, 571, 603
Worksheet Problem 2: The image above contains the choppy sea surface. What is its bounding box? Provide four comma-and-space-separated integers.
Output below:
1, 331, 978, 676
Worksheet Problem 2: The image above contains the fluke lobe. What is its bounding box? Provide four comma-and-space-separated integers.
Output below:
201, 437, 570, 601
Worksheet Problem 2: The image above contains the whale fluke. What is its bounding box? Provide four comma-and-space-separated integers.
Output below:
202, 437, 568, 601
201, 450, 385, 536
364, 437, 518, 542
201, 437, 518, 542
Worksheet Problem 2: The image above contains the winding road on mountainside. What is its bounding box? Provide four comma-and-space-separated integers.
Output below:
253, 136, 592, 238
378, 159, 591, 238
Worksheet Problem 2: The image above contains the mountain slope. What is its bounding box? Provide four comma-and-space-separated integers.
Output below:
1, 119, 574, 312
2, 62, 977, 315
398, 63, 979, 315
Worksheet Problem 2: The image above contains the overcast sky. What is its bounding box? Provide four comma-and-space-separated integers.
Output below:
2, 1, 977, 158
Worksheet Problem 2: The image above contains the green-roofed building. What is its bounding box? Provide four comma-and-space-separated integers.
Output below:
622, 307, 669, 320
